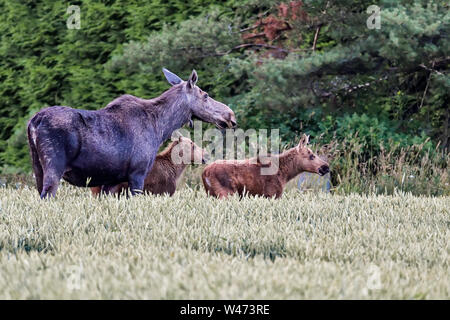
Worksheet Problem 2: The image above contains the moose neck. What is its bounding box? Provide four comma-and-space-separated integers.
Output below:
147, 86, 192, 142
277, 148, 303, 183
172, 161, 188, 179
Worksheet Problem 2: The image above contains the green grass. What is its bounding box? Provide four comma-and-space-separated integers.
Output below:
0, 184, 449, 299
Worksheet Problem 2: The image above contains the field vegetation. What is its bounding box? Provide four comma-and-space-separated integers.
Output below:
0, 186, 448, 299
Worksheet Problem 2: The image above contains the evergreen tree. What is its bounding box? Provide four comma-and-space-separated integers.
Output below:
0, 0, 234, 172
111, 0, 449, 148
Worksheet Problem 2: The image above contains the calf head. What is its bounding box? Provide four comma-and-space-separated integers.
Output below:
172, 136, 208, 165
295, 134, 330, 176
163, 68, 237, 130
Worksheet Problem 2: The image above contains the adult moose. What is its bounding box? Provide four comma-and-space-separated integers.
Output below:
27, 69, 236, 198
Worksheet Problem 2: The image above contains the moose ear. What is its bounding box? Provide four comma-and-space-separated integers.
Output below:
162, 68, 182, 86
171, 130, 183, 141
297, 134, 310, 149
187, 69, 198, 89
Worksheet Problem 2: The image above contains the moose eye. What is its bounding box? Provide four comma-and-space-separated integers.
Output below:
309, 154, 315, 160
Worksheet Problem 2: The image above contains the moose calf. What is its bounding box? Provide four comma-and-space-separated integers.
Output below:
91, 136, 207, 197
202, 134, 329, 199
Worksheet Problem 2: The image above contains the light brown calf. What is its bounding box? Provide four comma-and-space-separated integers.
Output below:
202, 134, 329, 199
91, 136, 206, 197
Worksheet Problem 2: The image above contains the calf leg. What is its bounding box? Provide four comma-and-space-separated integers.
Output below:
90, 186, 102, 197
216, 189, 234, 199
203, 175, 234, 199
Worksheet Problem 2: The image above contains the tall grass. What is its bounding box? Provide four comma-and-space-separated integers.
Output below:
320, 137, 449, 196
0, 186, 448, 299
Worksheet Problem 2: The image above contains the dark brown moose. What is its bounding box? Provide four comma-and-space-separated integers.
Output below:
90, 136, 207, 197
27, 68, 236, 198
202, 134, 329, 199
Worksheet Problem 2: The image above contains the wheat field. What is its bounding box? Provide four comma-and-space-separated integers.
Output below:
0, 184, 448, 299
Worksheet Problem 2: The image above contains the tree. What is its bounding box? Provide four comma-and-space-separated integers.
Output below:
0, 0, 235, 172
111, 0, 449, 148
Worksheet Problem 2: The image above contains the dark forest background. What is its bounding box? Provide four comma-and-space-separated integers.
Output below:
0, 0, 448, 194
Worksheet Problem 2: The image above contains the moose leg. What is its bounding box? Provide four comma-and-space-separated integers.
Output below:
102, 183, 128, 199
27, 127, 44, 195
30, 144, 44, 195
40, 155, 67, 199
128, 153, 155, 196
114, 183, 129, 199
41, 169, 65, 199
127, 169, 147, 196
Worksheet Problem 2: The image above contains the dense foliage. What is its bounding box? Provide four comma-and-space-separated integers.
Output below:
0, 0, 448, 194
109, 0, 449, 146
0, 0, 239, 172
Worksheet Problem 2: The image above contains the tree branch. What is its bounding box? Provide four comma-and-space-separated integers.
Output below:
312, 24, 322, 51
199, 43, 292, 58
419, 61, 434, 110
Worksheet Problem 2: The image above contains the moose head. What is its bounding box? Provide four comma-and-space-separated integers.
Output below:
171, 135, 208, 165
163, 68, 237, 130
295, 134, 330, 176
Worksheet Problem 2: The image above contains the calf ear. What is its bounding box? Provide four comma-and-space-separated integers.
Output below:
297, 134, 309, 149
162, 68, 182, 86
187, 69, 198, 89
